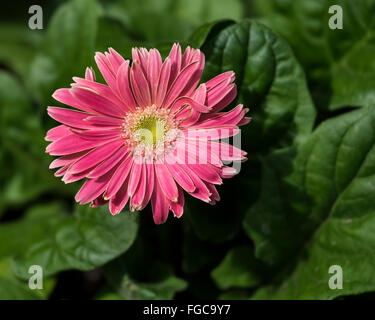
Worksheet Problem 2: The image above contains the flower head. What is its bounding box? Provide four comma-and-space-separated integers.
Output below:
46, 44, 250, 224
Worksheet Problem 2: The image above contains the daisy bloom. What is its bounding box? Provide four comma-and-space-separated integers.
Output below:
45, 44, 250, 224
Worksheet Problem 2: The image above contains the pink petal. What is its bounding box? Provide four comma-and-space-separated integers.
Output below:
88, 146, 129, 179
163, 61, 199, 108
195, 104, 245, 127
167, 43, 182, 88
45, 125, 71, 141
132, 48, 149, 77
210, 141, 247, 162
170, 187, 184, 218
75, 166, 118, 204
179, 164, 211, 203
186, 164, 222, 184
155, 57, 171, 107
193, 83, 207, 104
127, 158, 143, 197
130, 60, 152, 107
155, 162, 179, 202
47, 107, 92, 129
90, 196, 108, 208
205, 71, 235, 90
116, 61, 137, 110
205, 182, 220, 204
105, 156, 133, 199
46, 134, 113, 156
53, 88, 97, 114
54, 166, 68, 177
183, 126, 239, 141
94, 52, 117, 90
170, 96, 210, 114
83, 115, 123, 128
49, 151, 87, 169
130, 161, 147, 211
62, 167, 93, 184
68, 140, 123, 174
207, 82, 237, 113
107, 48, 126, 71
147, 49, 162, 103
71, 87, 126, 118
174, 139, 222, 167
165, 161, 195, 193
70, 129, 120, 141
85, 67, 96, 81
151, 178, 170, 224
72, 78, 129, 111
109, 176, 130, 215
139, 163, 155, 210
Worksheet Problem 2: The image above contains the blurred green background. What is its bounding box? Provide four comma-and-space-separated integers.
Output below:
1, 0, 375, 300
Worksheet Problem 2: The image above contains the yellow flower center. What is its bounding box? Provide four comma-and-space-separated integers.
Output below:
134, 116, 166, 146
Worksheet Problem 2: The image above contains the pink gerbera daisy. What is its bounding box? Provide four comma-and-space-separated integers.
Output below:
45, 44, 250, 224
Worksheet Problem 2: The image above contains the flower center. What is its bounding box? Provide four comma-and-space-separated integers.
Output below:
134, 116, 165, 146
122, 105, 178, 159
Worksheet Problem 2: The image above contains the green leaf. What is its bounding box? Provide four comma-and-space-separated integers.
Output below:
243, 148, 313, 266
0, 23, 42, 78
28, 0, 101, 103
119, 275, 187, 300
0, 204, 139, 278
254, 0, 375, 110
187, 20, 235, 49
0, 258, 41, 300
104, 255, 187, 300
187, 20, 315, 243
107, 0, 243, 44
246, 106, 375, 299
0, 72, 65, 213
199, 19, 316, 150
211, 245, 264, 290
173, 0, 243, 26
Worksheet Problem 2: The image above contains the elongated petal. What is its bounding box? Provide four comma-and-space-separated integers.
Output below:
187, 164, 222, 184
163, 61, 199, 108
155, 58, 171, 106
69, 140, 123, 174
109, 176, 130, 215
127, 159, 143, 197
71, 87, 126, 118
116, 60, 137, 110
45, 125, 71, 141
205, 71, 235, 89
46, 134, 114, 156
53, 88, 97, 114
130, 161, 147, 211
49, 151, 87, 169
155, 162, 178, 202
147, 49, 162, 103
130, 60, 151, 107
105, 156, 133, 199
167, 43, 182, 88
72, 78, 129, 111
165, 161, 195, 193
151, 178, 170, 224
140, 163, 155, 210
88, 147, 129, 179
75, 165, 118, 204
47, 107, 92, 129
170, 187, 184, 218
